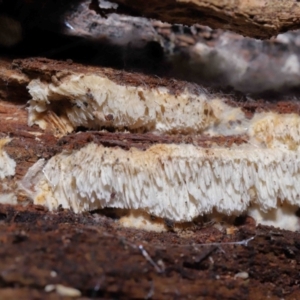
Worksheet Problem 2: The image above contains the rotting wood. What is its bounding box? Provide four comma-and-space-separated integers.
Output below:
0, 203, 299, 299
1, 56, 300, 183
113, 0, 300, 39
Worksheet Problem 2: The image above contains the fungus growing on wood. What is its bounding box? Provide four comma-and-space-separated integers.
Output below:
0, 138, 16, 180
0, 138, 17, 205
21, 134, 300, 231
26, 69, 300, 149
13, 58, 300, 231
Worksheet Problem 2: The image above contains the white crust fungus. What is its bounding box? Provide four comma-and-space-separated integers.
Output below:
0, 139, 17, 206
0, 193, 17, 205
22, 143, 300, 229
24, 72, 300, 231
27, 74, 300, 151
248, 204, 300, 232
27, 74, 247, 135
0, 138, 16, 179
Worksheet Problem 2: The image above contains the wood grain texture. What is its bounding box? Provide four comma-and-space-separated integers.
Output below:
114, 0, 300, 38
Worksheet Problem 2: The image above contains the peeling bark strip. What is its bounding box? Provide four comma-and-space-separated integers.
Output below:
113, 0, 300, 38
1, 57, 300, 230
1, 0, 300, 44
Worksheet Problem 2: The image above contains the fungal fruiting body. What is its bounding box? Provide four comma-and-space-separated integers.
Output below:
0, 138, 16, 180
21, 143, 300, 231
0, 138, 17, 205
18, 59, 300, 230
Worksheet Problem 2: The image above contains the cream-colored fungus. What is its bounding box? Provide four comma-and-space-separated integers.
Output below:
21, 71, 300, 231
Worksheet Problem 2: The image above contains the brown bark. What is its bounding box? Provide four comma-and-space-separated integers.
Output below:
1, 55, 300, 161
0, 204, 299, 300
113, 0, 300, 38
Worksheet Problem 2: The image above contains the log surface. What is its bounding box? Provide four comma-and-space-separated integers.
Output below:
0, 204, 299, 300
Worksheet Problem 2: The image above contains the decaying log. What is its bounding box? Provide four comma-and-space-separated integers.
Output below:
1, 1, 300, 298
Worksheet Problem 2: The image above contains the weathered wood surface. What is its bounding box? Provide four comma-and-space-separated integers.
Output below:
0, 204, 299, 300
113, 0, 300, 38
1, 0, 300, 42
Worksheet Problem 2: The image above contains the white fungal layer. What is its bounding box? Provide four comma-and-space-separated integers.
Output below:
27, 74, 247, 135
0, 193, 17, 205
249, 113, 300, 150
248, 204, 300, 231
0, 138, 16, 179
27, 75, 300, 151
23, 143, 300, 224
25, 73, 300, 230
119, 210, 167, 232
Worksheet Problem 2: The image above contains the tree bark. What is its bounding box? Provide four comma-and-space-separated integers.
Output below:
1, 0, 300, 41
114, 0, 300, 38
